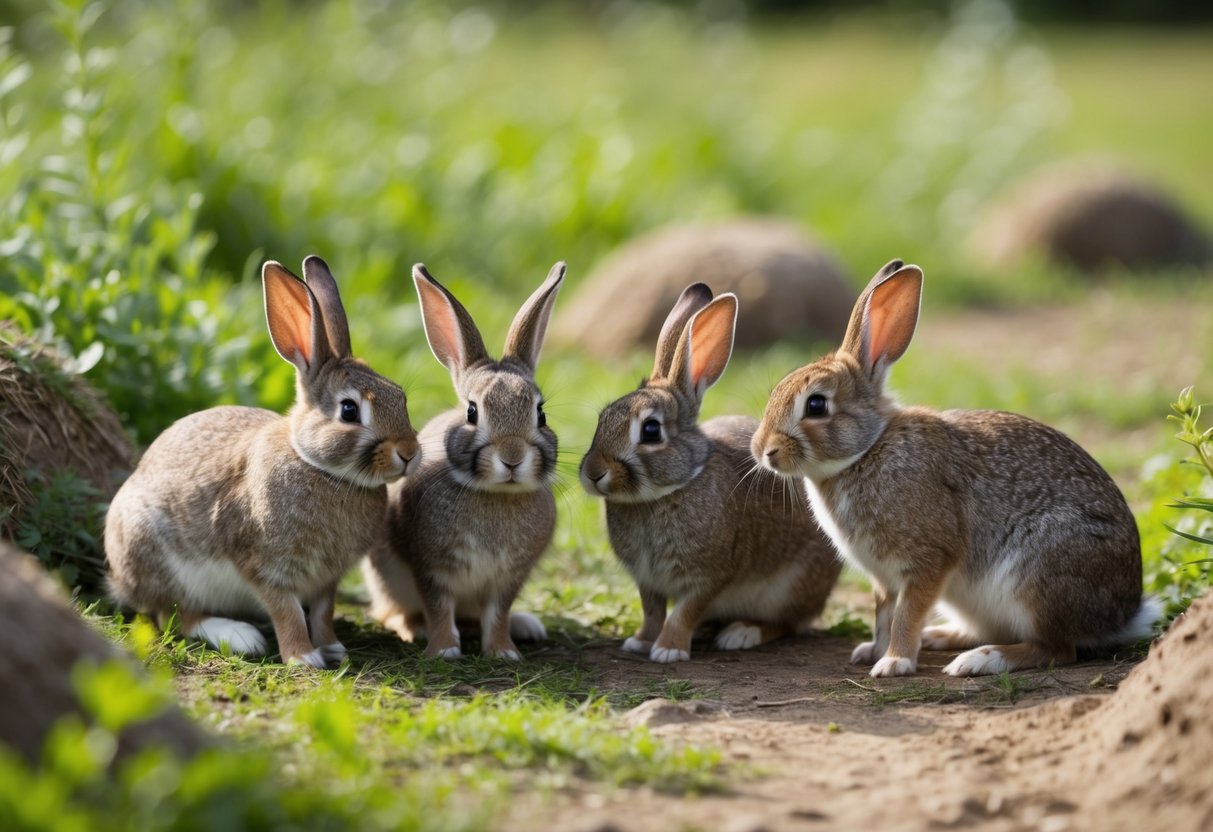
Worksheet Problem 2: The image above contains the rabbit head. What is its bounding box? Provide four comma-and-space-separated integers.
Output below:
265, 256, 420, 487
412, 262, 564, 493
752, 259, 922, 482
580, 283, 738, 502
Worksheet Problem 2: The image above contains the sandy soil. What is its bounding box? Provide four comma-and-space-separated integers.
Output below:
504, 593, 1213, 831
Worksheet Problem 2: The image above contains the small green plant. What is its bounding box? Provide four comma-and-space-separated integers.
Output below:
7, 469, 107, 591
1165, 386, 1213, 549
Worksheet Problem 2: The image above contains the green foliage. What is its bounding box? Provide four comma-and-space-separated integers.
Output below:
7, 468, 107, 590
0, 2, 265, 444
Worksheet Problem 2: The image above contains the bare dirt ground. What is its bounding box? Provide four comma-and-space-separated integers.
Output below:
509, 599, 1211, 832
502, 296, 1213, 832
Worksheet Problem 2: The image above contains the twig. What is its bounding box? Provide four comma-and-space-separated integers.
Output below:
754, 696, 817, 708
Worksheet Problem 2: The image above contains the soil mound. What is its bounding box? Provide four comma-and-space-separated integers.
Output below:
971, 160, 1211, 273
553, 218, 854, 358
0, 540, 204, 766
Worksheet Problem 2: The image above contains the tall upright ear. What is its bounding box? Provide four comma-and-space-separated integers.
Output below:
651, 282, 713, 381
263, 260, 331, 375
302, 255, 352, 358
668, 293, 738, 402
839, 261, 923, 381
412, 264, 489, 376
503, 261, 565, 371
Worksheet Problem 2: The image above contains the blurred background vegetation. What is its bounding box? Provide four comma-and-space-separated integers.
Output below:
0, 0, 1210, 602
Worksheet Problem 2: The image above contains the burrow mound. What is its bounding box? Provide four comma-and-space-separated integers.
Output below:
0, 539, 204, 766
0, 326, 134, 587
970, 160, 1211, 273
1081, 593, 1213, 824
553, 218, 855, 359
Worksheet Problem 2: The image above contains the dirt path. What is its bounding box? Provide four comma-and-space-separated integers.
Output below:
508, 631, 1153, 832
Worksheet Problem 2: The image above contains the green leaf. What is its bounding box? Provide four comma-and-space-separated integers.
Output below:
1167, 497, 1213, 512
1163, 523, 1213, 547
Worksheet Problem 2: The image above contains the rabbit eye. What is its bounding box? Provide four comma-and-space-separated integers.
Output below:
805, 394, 828, 419
639, 418, 662, 444
466, 401, 478, 425
536, 401, 546, 429
339, 399, 360, 424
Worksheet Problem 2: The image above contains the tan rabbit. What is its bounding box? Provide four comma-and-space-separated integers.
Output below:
105, 256, 420, 668
579, 284, 842, 663
362, 263, 563, 660
752, 259, 1159, 677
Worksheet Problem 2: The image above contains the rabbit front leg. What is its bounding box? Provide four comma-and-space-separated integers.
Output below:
420, 592, 462, 660
650, 590, 718, 663
622, 585, 667, 655
481, 597, 522, 661
258, 585, 328, 668
870, 577, 946, 678
307, 582, 347, 667
850, 581, 894, 665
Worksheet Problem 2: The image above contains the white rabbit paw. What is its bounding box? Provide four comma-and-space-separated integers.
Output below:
622, 637, 652, 654
431, 645, 463, 660
488, 647, 522, 661
943, 646, 1009, 677
288, 648, 329, 669
508, 611, 548, 642
870, 656, 916, 677
714, 622, 763, 651
190, 618, 268, 656
650, 645, 691, 664
850, 641, 881, 665
318, 642, 347, 665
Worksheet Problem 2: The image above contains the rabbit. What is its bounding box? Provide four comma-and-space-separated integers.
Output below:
578, 283, 842, 663
105, 256, 420, 668
751, 259, 1160, 678
362, 262, 563, 660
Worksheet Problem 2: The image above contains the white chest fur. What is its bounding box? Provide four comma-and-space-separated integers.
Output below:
804, 476, 903, 592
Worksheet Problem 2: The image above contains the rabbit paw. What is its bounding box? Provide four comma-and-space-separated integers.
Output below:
850, 641, 880, 665
508, 611, 548, 642
650, 645, 691, 664
288, 648, 329, 669
430, 645, 463, 660
622, 637, 653, 654
191, 618, 268, 656
870, 656, 916, 677
943, 646, 1008, 677
488, 647, 522, 661
714, 622, 762, 651
318, 642, 347, 665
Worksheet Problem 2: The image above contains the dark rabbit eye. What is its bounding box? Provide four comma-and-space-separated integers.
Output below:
805, 394, 828, 419
466, 401, 478, 425
639, 418, 662, 444
340, 399, 360, 424
536, 401, 546, 428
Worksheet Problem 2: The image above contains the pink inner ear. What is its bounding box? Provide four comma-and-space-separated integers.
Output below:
416, 278, 462, 368
266, 268, 315, 366
689, 301, 735, 391
863, 273, 920, 371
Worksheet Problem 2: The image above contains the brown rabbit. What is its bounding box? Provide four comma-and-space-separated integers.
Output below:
752, 259, 1159, 677
105, 256, 420, 667
362, 263, 563, 660
579, 284, 842, 663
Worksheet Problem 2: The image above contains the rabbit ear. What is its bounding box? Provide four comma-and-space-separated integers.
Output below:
263, 260, 332, 375
412, 264, 489, 376
840, 260, 923, 381
503, 262, 565, 371
301, 255, 352, 358
669, 293, 738, 402
651, 283, 713, 381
